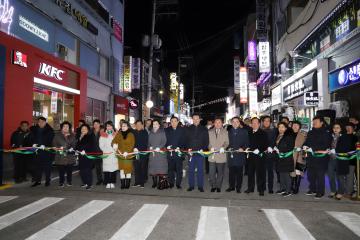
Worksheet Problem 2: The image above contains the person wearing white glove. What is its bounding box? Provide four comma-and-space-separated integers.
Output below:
148, 120, 168, 189
133, 120, 149, 187
208, 118, 229, 192
267, 147, 273, 153
31, 116, 55, 187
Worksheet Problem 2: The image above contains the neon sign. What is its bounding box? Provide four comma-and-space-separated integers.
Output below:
0, 0, 14, 34
39, 63, 65, 80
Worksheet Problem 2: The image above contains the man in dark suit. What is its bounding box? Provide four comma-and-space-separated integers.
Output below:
245, 117, 268, 196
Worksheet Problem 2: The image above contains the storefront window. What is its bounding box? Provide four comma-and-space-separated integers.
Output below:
33, 87, 74, 130
100, 55, 109, 82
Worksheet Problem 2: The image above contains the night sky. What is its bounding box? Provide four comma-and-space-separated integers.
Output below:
124, 0, 256, 119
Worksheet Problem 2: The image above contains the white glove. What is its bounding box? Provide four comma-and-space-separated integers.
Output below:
167, 145, 172, 150
330, 149, 336, 154
68, 148, 74, 152
295, 147, 301, 152
80, 150, 86, 155
149, 146, 153, 150
134, 148, 139, 153
199, 149, 203, 153
267, 147, 273, 153
302, 146, 308, 151
273, 146, 279, 153
32, 144, 38, 148
307, 148, 313, 153
253, 149, 260, 155
113, 144, 118, 151
123, 152, 128, 157
175, 147, 180, 152
39, 145, 45, 150
219, 147, 225, 154
211, 147, 215, 152
155, 147, 160, 152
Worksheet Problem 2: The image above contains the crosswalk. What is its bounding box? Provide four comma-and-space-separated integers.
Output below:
0, 195, 359, 240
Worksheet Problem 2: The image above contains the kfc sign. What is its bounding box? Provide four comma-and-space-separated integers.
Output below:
39, 63, 65, 80
12, 50, 28, 68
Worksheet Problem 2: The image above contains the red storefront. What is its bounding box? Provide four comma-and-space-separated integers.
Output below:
114, 95, 129, 129
0, 31, 87, 148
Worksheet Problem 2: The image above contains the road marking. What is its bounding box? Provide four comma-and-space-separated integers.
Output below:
263, 209, 316, 240
25, 200, 113, 240
109, 204, 168, 240
327, 211, 360, 237
196, 206, 231, 240
0, 196, 17, 204
0, 197, 63, 230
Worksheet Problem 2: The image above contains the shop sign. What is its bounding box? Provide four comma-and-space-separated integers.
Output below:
132, 58, 141, 89
320, 35, 330, 52
248, 40, 257, 63
304, 91, 319, 106
115, 96, 129, 115
259, 41, 270, 73
335, 18, 350, 41
111, 17, 123, 43
0, 0, 14, 34
50, 91, 58, 113
234, 56, 240, 94
170, 72, 178, 91
259, 98, 271, 112
239, 67, 248, 103
54, 0, 98, 35
129, 99, 139, 110
271, 85, 281, 106
12, 50, 27, 68
283, 71, 316, 101
19, 15, 49, 42
329, 58, 360, 92
179, 83, 184, 101
358, 9, 360, 27
123, 56, 132, 92
38, 63, 65, 81
249, 82, 258, 113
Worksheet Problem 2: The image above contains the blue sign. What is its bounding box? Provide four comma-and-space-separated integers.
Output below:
329, 58, 360, 92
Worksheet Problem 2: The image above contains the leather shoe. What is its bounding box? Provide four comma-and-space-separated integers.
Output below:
259, 191, 264, 196
187, 187, 194, 191
226, 188, 235, 192
216, 188, 221, 192
31, 182, 41, 187
211, 188, 216, 192
198, 187, 204, 192
236, 189, 241, 193
244, 189, 253, 194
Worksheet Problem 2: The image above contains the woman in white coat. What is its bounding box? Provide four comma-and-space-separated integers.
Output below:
99, 121, 119, 189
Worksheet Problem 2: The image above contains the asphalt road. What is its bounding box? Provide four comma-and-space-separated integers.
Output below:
0, 170, 359, 240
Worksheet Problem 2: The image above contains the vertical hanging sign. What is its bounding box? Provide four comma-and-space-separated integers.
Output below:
239, 67, 248, 103
234, 56, 240, 94
259, 41, 270, 73
123, 56, 132, 93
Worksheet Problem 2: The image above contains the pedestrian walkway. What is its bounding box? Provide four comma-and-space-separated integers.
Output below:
0, 195, 359, 239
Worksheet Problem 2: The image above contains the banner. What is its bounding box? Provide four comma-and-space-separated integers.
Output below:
259, 41, 270, 73
123, 56, 132, 93
132, 58, 140, 89
239, 67, 248, 103
234, 56, 240, 94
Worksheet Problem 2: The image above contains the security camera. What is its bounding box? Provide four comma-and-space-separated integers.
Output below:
96, 47, 100, 52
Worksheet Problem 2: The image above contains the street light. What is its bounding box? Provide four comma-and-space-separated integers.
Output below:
159, 90, 164, 95
146, 100, 154, 109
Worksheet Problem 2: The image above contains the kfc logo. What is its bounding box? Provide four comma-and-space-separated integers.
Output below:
12, 51, 28, 68
39, 63, 65, 80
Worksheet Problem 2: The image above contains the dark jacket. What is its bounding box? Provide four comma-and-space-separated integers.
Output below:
304, 127, 332, 169
133, 129, 149, 151
90, 129, 103, 159
76, 134, 97, 169
227, 127, 249, 167
248, 128, 268, 160
262, 127, 277, 148
336, 133, 358, 175
165, 127, 186, 160
31, 124, 55, 161
52, 132, 77, 165
275, 132, 295, 172
185, 124, 209, 151
10, 128, 33, 148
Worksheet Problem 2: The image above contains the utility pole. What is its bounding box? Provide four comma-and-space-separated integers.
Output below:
146, 0, 156, 120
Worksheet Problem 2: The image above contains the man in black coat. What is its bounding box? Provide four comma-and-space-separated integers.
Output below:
226, 117, 249, 193
31, 117, 55, 187
165, 116, 186, 189
245, 117, 268, 196
133, 120, 149, 187
303, 116, 332, 199
185, 114, 209, 192
91, 119, 103, 185
10, 121, 33, 183
261, 116, 277, 194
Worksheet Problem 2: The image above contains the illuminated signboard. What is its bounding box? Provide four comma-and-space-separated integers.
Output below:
0, 0, 14, 34
259, 41, 270, 73
123, 56, 132, 93
12, 50, 28, 68
239, 67, 248, 103
170, 72, 178, 91
39, 63, 65, 81
329, 58, 360, 92
234, 56, 240, 94
248, 40, 257, 63
19, 15, 49, 42
179, 83, 184, 100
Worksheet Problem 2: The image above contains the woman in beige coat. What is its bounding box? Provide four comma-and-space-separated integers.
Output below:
208, 118, 229, 192
292, 121, 307, 194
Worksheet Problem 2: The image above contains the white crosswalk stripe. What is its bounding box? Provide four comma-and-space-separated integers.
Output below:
25, 200, 113, 240
327, 211, 360, 237
263, 209, 316, 240
0, 197, 63, 231
109, 204, 168, 240
0, 196, 17, 204
196, 206, 231, 240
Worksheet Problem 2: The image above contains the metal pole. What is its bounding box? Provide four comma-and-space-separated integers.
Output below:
147, 0, 156, 119
192, 74, 195, 114
178, 57, 181, 114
